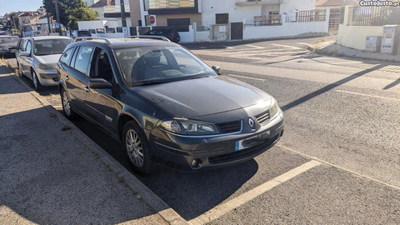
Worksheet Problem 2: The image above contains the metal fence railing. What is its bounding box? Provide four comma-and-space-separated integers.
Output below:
251, 15, 282, 26
286, 10, 327, 23
350, 6, 400, 26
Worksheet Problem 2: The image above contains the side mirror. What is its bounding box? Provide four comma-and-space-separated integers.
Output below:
88, 78, 112, 89
19, 51, 30, 57
212, 65, 221, 75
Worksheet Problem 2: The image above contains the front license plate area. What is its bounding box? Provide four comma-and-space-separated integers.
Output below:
235, 130, 270, 151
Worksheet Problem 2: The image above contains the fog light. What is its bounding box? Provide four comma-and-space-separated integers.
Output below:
191, 159, 199, 167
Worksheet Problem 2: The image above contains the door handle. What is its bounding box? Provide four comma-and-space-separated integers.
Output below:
84, 86, 90, 93
65, 75, 69, 81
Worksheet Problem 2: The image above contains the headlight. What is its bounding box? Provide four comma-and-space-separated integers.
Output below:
37, 64, 56, 70
159, 119, 219, 135
269, 98, 280, 118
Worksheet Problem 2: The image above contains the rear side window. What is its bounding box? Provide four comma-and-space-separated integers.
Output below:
60, 47, 75, 65
25, 41, 32, 54
73, 46, 93, 76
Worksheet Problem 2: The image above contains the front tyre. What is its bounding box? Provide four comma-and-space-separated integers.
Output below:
123, 121, 153, 175
32, 70, 43, 91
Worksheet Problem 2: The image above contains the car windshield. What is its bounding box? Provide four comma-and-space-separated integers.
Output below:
34, 39, 73, 56
115, 46, 217, 86
0, 37, 19, 45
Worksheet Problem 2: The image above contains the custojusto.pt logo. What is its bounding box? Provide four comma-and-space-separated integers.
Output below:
359, 0, 400, 7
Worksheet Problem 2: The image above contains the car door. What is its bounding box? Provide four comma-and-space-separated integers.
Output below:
67, 45, 94, 114
84, 47, 120, 133
20, 39, 33, 78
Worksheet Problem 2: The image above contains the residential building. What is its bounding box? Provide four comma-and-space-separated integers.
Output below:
84, 0, 101, 6
91, 0, 115, 19
316, 0, 359, 31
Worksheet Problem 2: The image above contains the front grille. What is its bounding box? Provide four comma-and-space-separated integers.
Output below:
216, 120, 242, 134
256, 110, 270, 125
209, 134, 280, 164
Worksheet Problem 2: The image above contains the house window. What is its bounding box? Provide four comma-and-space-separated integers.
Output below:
216, 13, 229, 24
167, 18, 190, 32
269, 11, 280, 24
116, 27, 123, 33
106, 28, 116, 33
96, 28, 105, 33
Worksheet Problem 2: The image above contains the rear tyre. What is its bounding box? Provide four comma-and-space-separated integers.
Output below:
32, 70, 43, 91
17, 62, 23, 78
123, 121, 153, 175
61, 88, 78, 120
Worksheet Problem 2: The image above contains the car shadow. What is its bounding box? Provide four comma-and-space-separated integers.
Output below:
68, 115, 258, 221
0, 107, 161, 224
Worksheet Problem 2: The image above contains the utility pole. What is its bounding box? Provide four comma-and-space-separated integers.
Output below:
46, 13, 51, 35
55, 0, 62, 36
120, 0, 128, 37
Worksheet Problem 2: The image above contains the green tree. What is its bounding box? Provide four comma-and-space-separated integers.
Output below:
43, 0, 99, 30
9, 12, 19, 29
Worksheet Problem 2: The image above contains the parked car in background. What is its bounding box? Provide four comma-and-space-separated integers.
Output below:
144, 29, 180, 43
0, 36, 19, 57
16, 36, 73, 91
72, 30, 92, 39
57, 37, 284, 175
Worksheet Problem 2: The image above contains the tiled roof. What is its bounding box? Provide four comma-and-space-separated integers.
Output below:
91, 0, 115, 8
316, 0, 359, 7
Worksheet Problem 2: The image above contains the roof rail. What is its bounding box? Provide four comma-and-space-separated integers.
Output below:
128, 35, 171, 42
75, 37, 112, 45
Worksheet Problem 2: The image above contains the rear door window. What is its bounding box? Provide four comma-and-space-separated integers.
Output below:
72, 46, 94, 76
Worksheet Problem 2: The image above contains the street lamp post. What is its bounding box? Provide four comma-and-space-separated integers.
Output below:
120, 0, 128, 37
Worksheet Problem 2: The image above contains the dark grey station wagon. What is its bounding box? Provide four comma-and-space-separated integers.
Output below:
57, 37, 284, 174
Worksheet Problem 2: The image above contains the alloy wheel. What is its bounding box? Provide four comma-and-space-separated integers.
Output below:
126, 129, 144, 167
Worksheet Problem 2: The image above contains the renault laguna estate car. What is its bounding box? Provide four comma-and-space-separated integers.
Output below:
16, 36, 73, 90
57, 37, 284, 174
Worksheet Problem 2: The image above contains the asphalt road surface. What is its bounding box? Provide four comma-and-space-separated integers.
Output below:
7, 36, 400, 224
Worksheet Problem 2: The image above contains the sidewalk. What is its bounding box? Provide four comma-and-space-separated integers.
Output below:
0, 65, 168, 224
308, 39, 400, 63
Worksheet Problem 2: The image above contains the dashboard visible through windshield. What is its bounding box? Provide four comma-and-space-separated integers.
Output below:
114, 46, 217, 86
34, 39, 73, 56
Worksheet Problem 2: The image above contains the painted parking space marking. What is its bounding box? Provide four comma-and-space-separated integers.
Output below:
271, 44, 302, 50
228, 74, 266, 81
189, 160, 321, 225
336, 90, 400, 102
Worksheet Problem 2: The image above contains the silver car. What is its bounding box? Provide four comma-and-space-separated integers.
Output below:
16, 36, 73, 90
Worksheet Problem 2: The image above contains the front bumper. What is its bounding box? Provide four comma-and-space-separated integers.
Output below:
0, 50, 16, 57
37, 69, 59, 86
149, 111, 284, 171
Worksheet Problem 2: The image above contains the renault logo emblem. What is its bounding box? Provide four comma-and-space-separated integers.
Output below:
248, 118, 255, 129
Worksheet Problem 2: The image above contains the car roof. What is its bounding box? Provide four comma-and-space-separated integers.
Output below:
71, 38, 179, 49
0, 36, 19, 38
31, 36, 73, 41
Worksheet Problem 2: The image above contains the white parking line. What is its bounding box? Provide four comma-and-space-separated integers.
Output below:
189, 160, 321, 225
336, 90, 400, 102
297, 42, 311, 46
271, 44, 302, 50
228, 74, 266, 81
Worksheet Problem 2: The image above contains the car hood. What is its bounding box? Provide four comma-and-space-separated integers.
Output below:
133, 76, 272, 118
35, 54, 62, 65
0, 43, 17, 49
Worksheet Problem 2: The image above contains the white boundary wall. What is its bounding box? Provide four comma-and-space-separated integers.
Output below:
243, 20, 329, 40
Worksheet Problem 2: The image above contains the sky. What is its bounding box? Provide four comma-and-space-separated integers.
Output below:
0, 0, 43, 16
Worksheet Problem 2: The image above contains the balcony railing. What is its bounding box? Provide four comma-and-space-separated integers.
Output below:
104, 5, 130, 14
236, 0, 283, 6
